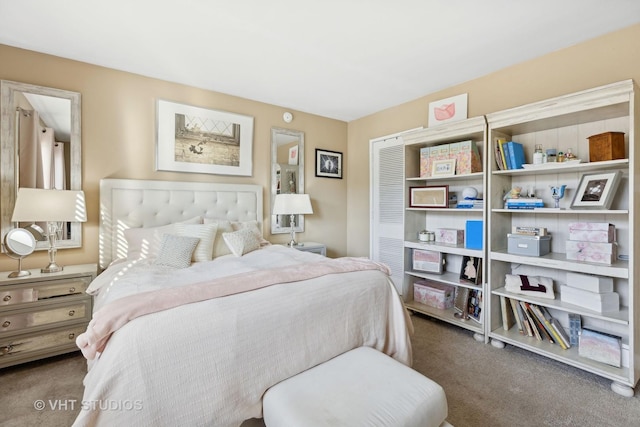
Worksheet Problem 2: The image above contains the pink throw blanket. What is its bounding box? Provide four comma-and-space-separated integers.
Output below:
76, 257, 390, 360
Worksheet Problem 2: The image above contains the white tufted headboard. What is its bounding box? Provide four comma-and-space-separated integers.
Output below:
99, 178, 263, 269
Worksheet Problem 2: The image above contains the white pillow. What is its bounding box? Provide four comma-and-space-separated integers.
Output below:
222, 228, 261, 257
175, 223, 218, 262
153, 234, 200, 268
204, 218, 234, 258
232, 220, 270, 246
123, 216, 202, 260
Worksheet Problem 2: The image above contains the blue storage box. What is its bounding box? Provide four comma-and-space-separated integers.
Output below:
465, 220, 483, 249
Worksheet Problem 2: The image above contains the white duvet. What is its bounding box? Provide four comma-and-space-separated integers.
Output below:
73, 245, 413, 427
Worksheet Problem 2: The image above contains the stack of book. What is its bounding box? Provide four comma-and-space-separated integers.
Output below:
457, 198, 484, 209
500, 296, 571, 349
505, 198, 544, 209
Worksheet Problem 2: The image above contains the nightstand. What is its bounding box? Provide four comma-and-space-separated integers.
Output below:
290, 242, 326, 256
0, 263, 97, 368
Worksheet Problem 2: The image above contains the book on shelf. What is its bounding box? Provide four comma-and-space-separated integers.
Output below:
506, 141, 525, 169
505, 198, 545, 209
530, 304, 565, 347
568, 313, 581, 347
500, 296, 515, 331
525, 302, 554, 343
519, 301, 538, 339
550, 317, 571, 349
497, 139, 510, 170
512, 226, 548, 236
509, 297, 525, 335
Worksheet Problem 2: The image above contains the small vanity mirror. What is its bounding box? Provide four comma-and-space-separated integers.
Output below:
3, 228, 36, 277
271, 127, 305, 234
0, 80, 82, 251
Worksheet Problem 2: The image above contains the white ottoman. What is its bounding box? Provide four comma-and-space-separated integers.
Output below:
263, 346, 449, 427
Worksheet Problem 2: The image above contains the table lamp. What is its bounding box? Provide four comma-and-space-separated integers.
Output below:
11, 188, 87, 273
272, 193, 313, 247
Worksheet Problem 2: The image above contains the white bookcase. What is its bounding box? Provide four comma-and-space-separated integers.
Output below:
401, 116, 488, 341
485, 80, 638, 396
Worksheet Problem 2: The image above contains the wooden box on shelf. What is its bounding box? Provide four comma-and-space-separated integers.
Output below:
588, 131, 625, 162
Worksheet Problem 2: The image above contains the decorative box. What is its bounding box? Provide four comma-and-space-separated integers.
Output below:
588, 131, 625, 162
568, 222, 615, 243
565, 272, 614, 293
507, 234, 551, 257
560, 285, 620, 312
412, 249, 444, 274
419, 147, 432, 178
579, 328, 622, 367
465, 220, 483, 249
455, 140, 482, 175
413, 280, 454, 309
436, 228, 464, 245
565, 240, 616, 265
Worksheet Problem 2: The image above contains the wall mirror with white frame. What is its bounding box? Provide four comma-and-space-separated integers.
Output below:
271, 127, 305, 234
0, 80, 82, 250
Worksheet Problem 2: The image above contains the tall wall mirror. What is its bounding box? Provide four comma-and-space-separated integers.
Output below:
1, 80, 82, 250
271, 127, 305, 234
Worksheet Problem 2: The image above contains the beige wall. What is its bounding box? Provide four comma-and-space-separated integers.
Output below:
347, 23, 640, 256
0, 44, 348, 272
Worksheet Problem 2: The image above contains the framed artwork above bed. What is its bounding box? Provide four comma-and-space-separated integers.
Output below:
156, 100, 254, 176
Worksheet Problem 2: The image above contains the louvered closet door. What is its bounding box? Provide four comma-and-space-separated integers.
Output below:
370, 136, 404, 294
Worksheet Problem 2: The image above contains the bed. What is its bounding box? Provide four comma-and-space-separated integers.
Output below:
72, 178, 413, 427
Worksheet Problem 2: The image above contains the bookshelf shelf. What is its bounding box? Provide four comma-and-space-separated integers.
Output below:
400, 117, 488, 342
486, 79, 639, 396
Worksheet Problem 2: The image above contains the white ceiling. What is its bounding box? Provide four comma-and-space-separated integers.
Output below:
1, 0, 640, 122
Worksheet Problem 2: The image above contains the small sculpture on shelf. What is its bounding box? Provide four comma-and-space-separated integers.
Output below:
549, 184, 567, 208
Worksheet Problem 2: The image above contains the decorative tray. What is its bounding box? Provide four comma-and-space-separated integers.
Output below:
522, 159, 581, 169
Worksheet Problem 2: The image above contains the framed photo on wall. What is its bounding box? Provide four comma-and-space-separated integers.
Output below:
156, 100, 254, 176
570, 171, 621, 209
316, 149, 342, 179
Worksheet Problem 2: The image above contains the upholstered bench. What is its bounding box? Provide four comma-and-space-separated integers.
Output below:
263, 346, 450, 427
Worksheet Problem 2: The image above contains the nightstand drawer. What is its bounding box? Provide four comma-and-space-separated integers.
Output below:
36, 277, 91, 299
0, 289, 38, 306
0, 298, 90, 334
0, 324, 86, 359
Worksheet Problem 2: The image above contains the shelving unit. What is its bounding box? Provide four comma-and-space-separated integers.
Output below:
485, 80, 638, 396
401, 116, 487, 341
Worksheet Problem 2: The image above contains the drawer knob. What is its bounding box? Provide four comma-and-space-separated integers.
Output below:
69, 287, 76, 293
68, 310, 75, 317
2, 321, 10, 328
3, 295, 10, 302
68, 333, 76, 340
1, 345, 13, 355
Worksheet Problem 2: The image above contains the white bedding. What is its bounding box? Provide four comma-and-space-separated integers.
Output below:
73, 245, 413, 427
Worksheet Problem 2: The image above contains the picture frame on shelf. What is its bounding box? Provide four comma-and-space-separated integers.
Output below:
453, 287, 470, 320
428, 93, 468, 127
155, 100, 254, 176
459, 255, 481, 284
409, 185, 449, 208
467, 289, 483, 323
432, 158, 457, 177
315, 149, 342, 179
570, 171, 621, 209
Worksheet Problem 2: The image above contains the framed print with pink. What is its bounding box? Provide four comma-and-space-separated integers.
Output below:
428, 93, 468, 127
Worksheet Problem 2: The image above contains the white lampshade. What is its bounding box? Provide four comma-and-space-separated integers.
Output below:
272, 194, 313, 215
12, 188, 87, 223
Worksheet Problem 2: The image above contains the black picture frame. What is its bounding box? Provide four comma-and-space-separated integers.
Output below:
315, 149, 342, 179
459, 255, 482, 284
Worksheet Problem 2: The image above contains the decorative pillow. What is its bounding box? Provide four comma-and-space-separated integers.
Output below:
222, 228, 261, 257
124, 216, 202, 260
232, 220, 270, 246
153, 234, 200, 268
203, 218, 234, 258
505, 274, 555, 299
175, 223, 218, 262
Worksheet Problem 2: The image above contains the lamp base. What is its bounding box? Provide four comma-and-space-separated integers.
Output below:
41, 263, 63, 273
8, 270, 31, 278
